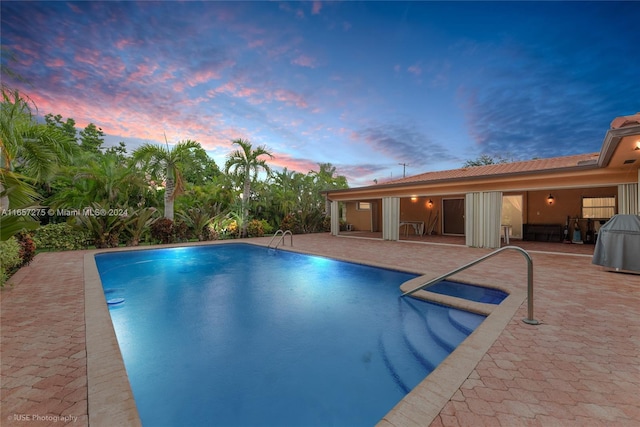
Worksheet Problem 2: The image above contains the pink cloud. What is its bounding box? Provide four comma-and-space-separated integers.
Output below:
312, 1, 323, 15
73, 48, 126, 77
210, 81, 259, 100
273, 89, 308, 108
269, 153, 319, 174
70, 69, 88, 80
291, 54, 317, 68
114, 38, 135, 50
187, 69, 223, 87
127, 63, 158, 82
248, 39, 265, 48
45, 58, 65, 68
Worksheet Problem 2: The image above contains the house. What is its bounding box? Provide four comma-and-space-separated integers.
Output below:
324, 113, 640, 248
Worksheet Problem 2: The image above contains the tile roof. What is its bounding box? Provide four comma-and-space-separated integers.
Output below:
384, 152, 601, 186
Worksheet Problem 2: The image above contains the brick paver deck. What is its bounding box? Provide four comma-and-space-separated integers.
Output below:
1, 234, 638, 426
1, 251, 88, 427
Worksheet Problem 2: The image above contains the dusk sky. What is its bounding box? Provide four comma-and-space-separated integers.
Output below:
2, 1, 639, 186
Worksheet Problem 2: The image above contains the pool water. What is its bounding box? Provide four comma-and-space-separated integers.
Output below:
95, 244, 486, 427
426, 280, 508, 304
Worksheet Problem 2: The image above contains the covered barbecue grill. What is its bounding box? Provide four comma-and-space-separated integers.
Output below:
592, 215, 640, 273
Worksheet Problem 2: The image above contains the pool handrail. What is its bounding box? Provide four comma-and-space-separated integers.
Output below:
268, 229, 293, 249
401, 245, 539, 325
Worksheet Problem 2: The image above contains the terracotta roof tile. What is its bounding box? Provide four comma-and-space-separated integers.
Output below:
385, 153, 601, 185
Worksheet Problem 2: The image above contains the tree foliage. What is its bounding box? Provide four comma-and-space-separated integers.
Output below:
225, 139, 273, 237
132, 139, 202, 220
462, 154, 511, 168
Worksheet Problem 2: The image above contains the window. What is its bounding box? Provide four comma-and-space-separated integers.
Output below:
582, 196, 615, 219
357, 202, 371, 211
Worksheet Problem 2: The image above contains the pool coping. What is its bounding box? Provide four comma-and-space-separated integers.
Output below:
84, 240, 526, 426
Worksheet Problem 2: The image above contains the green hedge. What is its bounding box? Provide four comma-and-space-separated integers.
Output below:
0, 237, 21, 287
32, 223, 92, 251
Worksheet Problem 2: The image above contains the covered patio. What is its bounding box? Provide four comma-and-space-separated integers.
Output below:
325, 115, 640, 250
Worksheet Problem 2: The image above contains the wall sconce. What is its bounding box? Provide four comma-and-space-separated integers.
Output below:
411, 196, 418, 202
547, 194, 555, 205
427, 199, 433, 208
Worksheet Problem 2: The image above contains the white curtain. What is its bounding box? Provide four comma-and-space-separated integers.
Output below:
501, 195, 523, 239
465, 193, 481, 247
465, 191, 503, 248
382, 197, 400, 241
330, 201, 340, 236
618, 183, 639, 215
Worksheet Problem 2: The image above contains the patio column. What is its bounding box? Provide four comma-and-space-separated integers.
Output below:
330, 200, 340, 236
618, 182, 638, 215
465, 191, 502, 248
382, 197, 400, 241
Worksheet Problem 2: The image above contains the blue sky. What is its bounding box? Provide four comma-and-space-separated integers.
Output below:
2, 1, 638, 186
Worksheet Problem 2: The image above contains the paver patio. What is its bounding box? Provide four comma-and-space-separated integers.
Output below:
1, 234, 639, 426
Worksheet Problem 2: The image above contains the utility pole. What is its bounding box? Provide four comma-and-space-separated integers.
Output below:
398, 163, 409, 178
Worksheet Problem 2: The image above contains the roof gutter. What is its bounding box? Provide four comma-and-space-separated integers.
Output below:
598, 124, 640, 168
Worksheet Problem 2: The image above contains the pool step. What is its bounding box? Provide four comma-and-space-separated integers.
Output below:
448, 310, 485, 335
378, 303, 454, 394
378, 323, 431, 394
425, 307, 472, 352
401, 304, 452, 369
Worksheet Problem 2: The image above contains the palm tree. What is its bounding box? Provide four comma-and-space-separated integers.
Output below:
311, 162, 349, 214
270, 168, 298, 217
0, 88, 76, 239
224, 139, 273, 237
132, 139, 201, 221
49, 153, 148, 211
1, 89, 76, 182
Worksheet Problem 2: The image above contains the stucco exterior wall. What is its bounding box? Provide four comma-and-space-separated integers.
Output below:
345, 201, 373, 231
399, 196, 441, 235
525, 187, 617, 225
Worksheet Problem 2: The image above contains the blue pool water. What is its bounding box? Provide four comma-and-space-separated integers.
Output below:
426, 280, 508, 304
95, 244, 487, 427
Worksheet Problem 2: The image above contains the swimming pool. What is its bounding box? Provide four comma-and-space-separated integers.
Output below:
95, 244, 486, 426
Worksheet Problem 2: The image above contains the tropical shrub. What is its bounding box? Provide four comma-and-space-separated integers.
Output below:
297, 208, 324, 233
16, 231, 36, 265
32, 223, 91, 251
0, 237, 22, 287
322, 215, 331, 232
174, 220, 190, 242
280, 213, 302, 234
150, 218, 174, 244
67, 204, 125, 248
224, 219, 239, 239
246, 219, 265, 237
260, 219, 274, 235
176, 207, 213, 241
122, 207, 157, 246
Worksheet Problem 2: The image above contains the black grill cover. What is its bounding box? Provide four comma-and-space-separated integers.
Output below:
592, 215, 640, 272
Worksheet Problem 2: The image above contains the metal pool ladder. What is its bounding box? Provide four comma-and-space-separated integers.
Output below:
268, 229, 293, 250
401, 246, 539, 325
